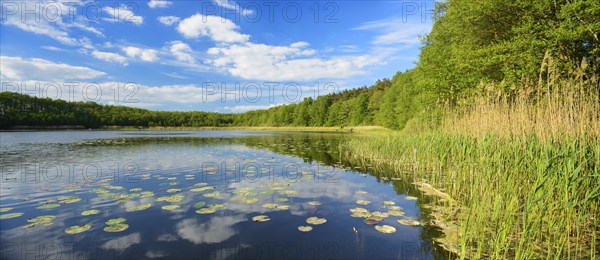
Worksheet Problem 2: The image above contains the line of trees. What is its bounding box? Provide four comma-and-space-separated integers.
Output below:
1, 0, 598, 130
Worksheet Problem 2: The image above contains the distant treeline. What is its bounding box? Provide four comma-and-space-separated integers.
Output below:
1, 0, 598, 130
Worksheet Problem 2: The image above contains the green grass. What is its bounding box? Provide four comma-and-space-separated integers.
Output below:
346, 132, 599, 258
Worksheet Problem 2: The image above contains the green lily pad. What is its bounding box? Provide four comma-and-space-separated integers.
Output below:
388, 210, 405, 217
104, 223, 129, 232
191, 186, 215, 192
169, 182, 178, 185
259, 191, 273, 195
36, 204, 60, 209
161, 205, 181, 211
22, 221, 54, 229
252, 215, 270, 222
156, 195, 184, 203
209, 204, 225, 209
298, 226, 313, 232
242, 198, 259, 204
193, 202, 206, 208
375, 225, 397, 234
140, 191, 155, 198
262, 203, 279, 209
127, 203, 151, 211
306, 217, 327, 225
308, 201, 321, 206
28, 215, 56, 222
129, 188, 142, 192
397, 218, 421, 226
194, 182, 208, 186
388, 206, 402, 211
383, 201, 395, 205
166, 188, 181, 193
0, 212, 24, 219
203, 192, 220, 198
0, 207, 13, 213
276, 205, 290, 210
64, 224, 91, 234
356, 200, 371, 205
81, 210, 100, 216
105, 218, 127, 225
195, 207, 216, 214
356, 190, 368, 195
405, 196, 418, 201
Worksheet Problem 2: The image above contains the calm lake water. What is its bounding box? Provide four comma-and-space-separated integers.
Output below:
0, 131, 448, 259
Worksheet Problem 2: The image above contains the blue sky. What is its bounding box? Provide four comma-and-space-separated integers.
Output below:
1, 0, 434, 112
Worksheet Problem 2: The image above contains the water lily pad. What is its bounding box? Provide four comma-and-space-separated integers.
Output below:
161, 205, 181, 211
194, 182, 208, 186
190, 186, 215, 192
298, 226, 313, 232
127, 203, 151, 211
383, 201, 395, 205
356, 190, 368, 195
28, 215, 56, 222
356, 200, 371, 205
209, 204, 225, 209
106, 218, 127, 225
252, 215, 270, 222
36, 204, 60, 209
306, 217, 327, 225
405, 196, 418, 201
375, 225, 396, 234
22, 221, 54, 228
0, 212, 24, 219
262, 203, 279, 209
64, 224, 91, 234
397, 218, 421, 226
388, 210, 405, 217
0, 208, 13, 213
193, 202, 206, 208
156, 195, 184, 203
195, 207, 216, 214
259, 191, 273, 195
242, 198, 259, 204
277, 198, 289, 202
388, 206, 402, 211
371, 212, 390, 219
276, 205, 290, 210
308, 201, 321, 206
203, 192, 220, 198
363, 218, 380, 225
81, 210, 100, 216
140, 191, 155, 198
169, 182, 178, 185
104, 223, 129, 232
166, 188, 181, 193
129, 188, 142, 192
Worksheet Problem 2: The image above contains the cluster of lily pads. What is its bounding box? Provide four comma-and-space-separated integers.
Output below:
350, 191, 422, 234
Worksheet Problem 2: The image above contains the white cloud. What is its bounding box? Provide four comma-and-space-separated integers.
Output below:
168, 41, 195, 63
40, 46, 66, 52
0, 56, 105, 80
91, 50, 128, 65
213, 0, 254, 15
158, 16, 180, 26
353, 18, 432, 45
177, 14, 249, 43
148, 0, 172, 8
122, 46, 159, 62
103, 5, 144, 25
0, 1, 99, 47
206, 42, 382, 81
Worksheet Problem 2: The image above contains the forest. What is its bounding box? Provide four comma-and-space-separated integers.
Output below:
1, 0, 599, 130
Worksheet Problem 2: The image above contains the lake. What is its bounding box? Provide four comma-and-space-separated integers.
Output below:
0, 131, 448, 259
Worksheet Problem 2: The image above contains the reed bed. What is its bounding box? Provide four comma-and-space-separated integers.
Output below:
346, 58, 600, 258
